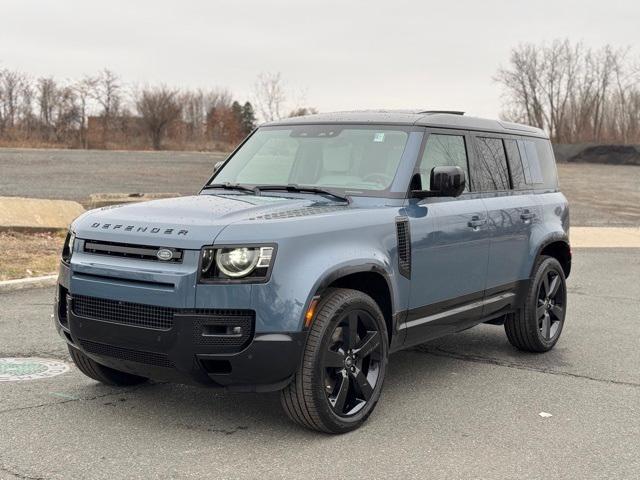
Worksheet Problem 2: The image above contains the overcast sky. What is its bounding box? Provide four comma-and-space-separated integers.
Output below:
1, 0, 638, 120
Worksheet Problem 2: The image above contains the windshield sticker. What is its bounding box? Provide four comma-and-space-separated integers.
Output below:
373, 132, 385, 142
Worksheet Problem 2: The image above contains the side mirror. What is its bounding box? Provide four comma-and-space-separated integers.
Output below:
213, 161, 224, 174
411, 166, 466, 199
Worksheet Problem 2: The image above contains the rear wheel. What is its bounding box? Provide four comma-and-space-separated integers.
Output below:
68, 345, 148, 386
280, 288, 389, 434
505, 256, 567, 352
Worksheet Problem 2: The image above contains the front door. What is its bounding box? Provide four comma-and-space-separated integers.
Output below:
401, 130, 490, 347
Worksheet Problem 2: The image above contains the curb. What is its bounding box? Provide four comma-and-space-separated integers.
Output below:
0, 275, 57, 293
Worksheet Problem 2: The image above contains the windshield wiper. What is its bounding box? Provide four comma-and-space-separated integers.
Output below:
254, 184, 350, 203
202, 183, 259, 195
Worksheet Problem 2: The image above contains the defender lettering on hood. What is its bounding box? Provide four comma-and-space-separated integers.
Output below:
90, 222, 189, 236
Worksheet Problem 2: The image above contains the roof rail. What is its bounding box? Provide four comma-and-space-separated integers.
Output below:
418, 110, 465, 115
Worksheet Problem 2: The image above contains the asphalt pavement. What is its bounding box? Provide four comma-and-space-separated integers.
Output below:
0, 148, 226, 203
0, 248, 638, 479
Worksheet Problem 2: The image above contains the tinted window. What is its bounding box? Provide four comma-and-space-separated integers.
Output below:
518, 139, 544, 184
419, 134, 469, 191
504, 139, 527, 189
535, 138, 558, 189
470, 137, 510, 191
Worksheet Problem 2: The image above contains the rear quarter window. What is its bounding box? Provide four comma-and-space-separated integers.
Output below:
517, 138, 558, 189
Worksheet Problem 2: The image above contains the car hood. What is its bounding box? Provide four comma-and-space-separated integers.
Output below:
72, 193, 339, 249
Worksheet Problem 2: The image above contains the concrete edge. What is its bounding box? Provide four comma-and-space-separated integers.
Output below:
0, 275, 57, 293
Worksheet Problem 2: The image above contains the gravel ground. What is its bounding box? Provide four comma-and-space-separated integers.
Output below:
0, 148, 638, 226
0, 249, 638, 479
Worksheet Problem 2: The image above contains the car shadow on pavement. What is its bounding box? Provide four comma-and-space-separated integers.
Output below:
55, 326, 564, 440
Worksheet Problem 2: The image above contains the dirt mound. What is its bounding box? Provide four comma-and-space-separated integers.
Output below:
568, 145, 640, 166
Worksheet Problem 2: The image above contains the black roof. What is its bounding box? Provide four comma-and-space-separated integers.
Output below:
264, 110, 548, 138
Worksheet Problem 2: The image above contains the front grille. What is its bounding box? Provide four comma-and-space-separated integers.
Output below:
79, 339, 175, 368
192, 310, 254, 352
83, 239, 183, 263
73, 295, 175, 330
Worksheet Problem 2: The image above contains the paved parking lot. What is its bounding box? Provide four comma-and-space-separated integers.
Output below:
1, 248, 638, 479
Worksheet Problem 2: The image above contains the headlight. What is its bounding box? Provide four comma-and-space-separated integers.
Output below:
199, 245, 275, 282
61, 231, 76, 263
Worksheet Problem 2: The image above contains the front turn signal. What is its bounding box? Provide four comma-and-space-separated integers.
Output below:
305, 296, 320, 328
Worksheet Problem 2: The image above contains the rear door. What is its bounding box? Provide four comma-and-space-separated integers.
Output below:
403, 129, 490, 346
469, 135, 539, 318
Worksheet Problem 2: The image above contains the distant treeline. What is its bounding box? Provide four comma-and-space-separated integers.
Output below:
0, 69, 315, 151
497, 39, 640, 144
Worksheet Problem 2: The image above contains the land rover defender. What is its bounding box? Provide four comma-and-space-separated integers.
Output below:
54, 111, 570, 433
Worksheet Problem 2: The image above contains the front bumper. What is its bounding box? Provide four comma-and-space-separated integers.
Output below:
54, 286, 306, 392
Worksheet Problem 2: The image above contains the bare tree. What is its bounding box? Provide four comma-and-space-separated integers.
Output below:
0, 69, 26, 133
136, 86, 182, 150
496, 40, 640, 143
91, 69, 122, 144
253, 72, 286, 122
72, 76, 97, 148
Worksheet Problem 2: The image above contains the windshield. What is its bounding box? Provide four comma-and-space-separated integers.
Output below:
210, 125, 410, 193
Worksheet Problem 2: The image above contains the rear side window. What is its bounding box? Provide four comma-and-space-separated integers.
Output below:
517, 138, 558, 189
419, 134, 469, 191
504, 139, 527, 189
470, 137, 510, 191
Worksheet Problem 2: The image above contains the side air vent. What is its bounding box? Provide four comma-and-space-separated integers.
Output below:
395, 217, 411, 278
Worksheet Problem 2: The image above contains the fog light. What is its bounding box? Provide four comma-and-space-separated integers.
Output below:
231, 326, 242, 335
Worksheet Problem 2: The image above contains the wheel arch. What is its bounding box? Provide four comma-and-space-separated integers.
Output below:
533, 233, 572, 278
311, 264, 397, 346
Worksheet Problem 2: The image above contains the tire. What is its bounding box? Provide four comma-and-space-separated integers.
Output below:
505, 255, 567, 352
280, 288, 389, 434
68, 345, 148, 386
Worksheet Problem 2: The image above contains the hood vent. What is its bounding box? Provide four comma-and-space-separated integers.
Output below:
395, 217, 411, 278
250, 205, 347, 220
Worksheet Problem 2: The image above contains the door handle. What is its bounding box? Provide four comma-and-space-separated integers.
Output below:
467, 216, 487, 229
520, 210, 535, 222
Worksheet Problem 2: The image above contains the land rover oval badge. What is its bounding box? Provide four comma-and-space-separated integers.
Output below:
156, 248, 173, 261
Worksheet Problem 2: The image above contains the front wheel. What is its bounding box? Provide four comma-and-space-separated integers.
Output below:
280, 288, 389, 434
505, 255, 567, 352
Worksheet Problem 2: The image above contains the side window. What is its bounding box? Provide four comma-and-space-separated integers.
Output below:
470, 137, 511, 191
504, 139, 527, 189
518, 139, 543, 185
419, 134, 469, 191
535, 139, 558, 189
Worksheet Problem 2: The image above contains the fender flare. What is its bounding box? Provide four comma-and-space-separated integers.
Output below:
303, 260, 397, 330
530, 232, 571, 277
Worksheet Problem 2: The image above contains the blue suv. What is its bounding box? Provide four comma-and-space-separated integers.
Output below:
54, 111, 571, 433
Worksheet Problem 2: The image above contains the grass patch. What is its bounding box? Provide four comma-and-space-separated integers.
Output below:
0, 231, 65, 281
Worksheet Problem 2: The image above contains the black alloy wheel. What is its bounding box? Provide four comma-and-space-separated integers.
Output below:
322, 309, 383, 417
281, 288, 389, 433
536, 268, 566, 342
505, 255, 567, 352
